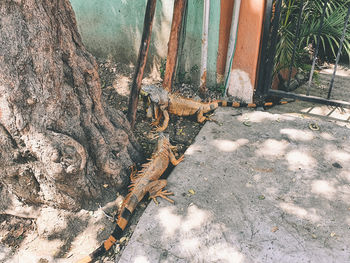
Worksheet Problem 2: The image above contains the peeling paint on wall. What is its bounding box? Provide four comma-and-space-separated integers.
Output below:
227, 69, 253, 103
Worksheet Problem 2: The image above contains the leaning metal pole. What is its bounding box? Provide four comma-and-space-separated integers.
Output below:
327, 5, 350, 99
127, 0, 157, 128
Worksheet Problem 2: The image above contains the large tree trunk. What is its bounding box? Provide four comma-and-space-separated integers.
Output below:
0, 0, 142, 211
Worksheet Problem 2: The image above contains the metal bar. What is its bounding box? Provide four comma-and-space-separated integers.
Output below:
326, 107, 336, 116
306, 0, 329, 96
224, 0, 242, 82
223, 0, 242, 97
263, 0, 283, 95
287, 0, 304, 89
255, 0, 274, 99
327, 5, 350, 99
162, 0, 187, 92
127, 0, 157, 128
268, 89, 350, 109
199, 0, 210, 94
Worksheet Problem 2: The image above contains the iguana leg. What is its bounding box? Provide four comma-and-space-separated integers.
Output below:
151, 104, 162, 126
197, 108, 219, 124
155, 109, 169, 132
146, 179, 174, 204
169, 150, 184, 166
197, 109, 207, 123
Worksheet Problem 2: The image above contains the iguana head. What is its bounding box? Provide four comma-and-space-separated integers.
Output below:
141, 85, 169, 106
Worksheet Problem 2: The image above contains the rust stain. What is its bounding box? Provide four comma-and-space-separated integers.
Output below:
217, 0, 235, 78
199, 71, 207, 94
200, 71, 207, 83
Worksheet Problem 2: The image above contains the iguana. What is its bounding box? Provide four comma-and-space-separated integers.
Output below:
77, 133, 184, 263
141, 85, 291, 132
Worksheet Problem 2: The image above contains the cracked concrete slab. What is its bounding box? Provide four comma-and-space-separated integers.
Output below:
118, 106, 350, 263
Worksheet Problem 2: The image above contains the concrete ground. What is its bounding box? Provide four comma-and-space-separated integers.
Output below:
118, 103, 350, 263
1, 68, 349, 263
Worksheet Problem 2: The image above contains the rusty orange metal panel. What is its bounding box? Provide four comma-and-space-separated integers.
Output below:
163, 0, 187, 92
231, 0, 265, 89
217, 0, 234, 83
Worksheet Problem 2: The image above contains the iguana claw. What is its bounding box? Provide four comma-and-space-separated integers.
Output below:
151, 120, 160, 127
149, 189, 174, 204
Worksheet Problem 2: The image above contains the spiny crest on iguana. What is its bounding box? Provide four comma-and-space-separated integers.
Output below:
77, 133, 184, 263
141, 85, 291, 132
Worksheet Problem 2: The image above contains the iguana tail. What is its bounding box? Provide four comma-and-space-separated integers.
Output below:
217, 101, 257, 108
77, 208, 131, 263
77, 178, 141, 263
199, 99, 291, 118
77, 133, 176, 263
217, 100, 291, 108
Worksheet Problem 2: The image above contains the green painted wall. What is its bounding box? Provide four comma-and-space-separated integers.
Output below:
70, 0, 220, 87
176, 0, 220, 87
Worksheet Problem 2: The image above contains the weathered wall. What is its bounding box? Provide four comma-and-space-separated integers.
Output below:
70, 0, 264, 96
70, 0, 174, 73
217, 0, 235, 83
227, 0, 265, 102
176, 0, 220, 87
70, 0, 220, 87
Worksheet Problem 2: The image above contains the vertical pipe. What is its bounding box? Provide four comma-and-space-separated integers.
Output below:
306, 0, 329, 96
224, 0, 241, 82
263, 0, 283, 95
199, 0, 210, 94
327, 5, 350, 99
163, 0, 187, 92
287, 0, 304, 90
127, 0, 157, 128
255, 0, 274, 100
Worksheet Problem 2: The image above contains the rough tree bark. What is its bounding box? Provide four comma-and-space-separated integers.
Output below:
0, 0, 142, 211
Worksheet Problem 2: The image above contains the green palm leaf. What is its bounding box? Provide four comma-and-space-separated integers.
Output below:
274, 0, 350, 72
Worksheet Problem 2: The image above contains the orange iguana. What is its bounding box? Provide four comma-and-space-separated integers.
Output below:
77, 133, 184, 263
141, 85, 291, 131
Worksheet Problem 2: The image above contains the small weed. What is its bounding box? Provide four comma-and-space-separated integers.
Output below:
218, 84, 225, 95
313, 71, 321, 86
300, 63, 312, 72
209, 84, 225, 95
